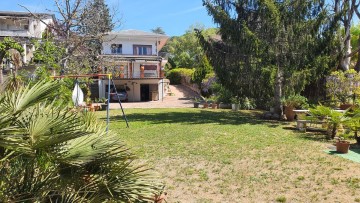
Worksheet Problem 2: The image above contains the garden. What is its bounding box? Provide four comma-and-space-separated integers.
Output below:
98, 108, 360, 202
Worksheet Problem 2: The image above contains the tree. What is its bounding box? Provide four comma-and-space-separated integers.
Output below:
334, 0, 360, 71
22, 0, 117, 74
80, 0, 114, 57
151, 27, 166, 35
197, 0, 337, 114
162, 25, 217, 68
0, 80, 161, 201
0, 37, 24, 84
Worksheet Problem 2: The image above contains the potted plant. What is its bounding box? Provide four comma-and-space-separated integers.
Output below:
202, 96, 209, 108
309, 105, 347, 139
281, 94, 308, 121
336, 137, 351, 154
342, 107, 360, 145
231, 96, 240, 111
210, 95, 219, 109
99, 97, 108, 110
119, 65, 125, 78
193, 97, 201, 108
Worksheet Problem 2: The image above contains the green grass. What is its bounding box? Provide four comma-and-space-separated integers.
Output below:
96, 108, 360, 202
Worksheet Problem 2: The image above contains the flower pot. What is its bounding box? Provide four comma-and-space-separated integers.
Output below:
194, 102, 200, 108
336, 141, 350, 153
203, 103, 209, 108
211, 103, 217, 109
284, 106, 295, 121
219, 103, 232, 109
101, 104, 108, 111
232, 104, 239, 111
339, 104, 353, 110
120, 73, 124, 78
140, 65, 145, 78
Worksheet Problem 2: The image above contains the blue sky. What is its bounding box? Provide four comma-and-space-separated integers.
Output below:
0, 0, 216, 36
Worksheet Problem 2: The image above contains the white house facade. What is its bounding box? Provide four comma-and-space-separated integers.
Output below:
98, 30, 169, 102
0, 11, 54, 64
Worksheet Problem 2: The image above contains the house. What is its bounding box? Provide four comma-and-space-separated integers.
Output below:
98, 30, 170, 102
0, 11, 54, 65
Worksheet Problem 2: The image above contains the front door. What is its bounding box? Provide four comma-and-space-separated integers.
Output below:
140, 84, 150, 101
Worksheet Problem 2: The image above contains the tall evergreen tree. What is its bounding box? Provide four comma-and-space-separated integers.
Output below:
197, 0, 338, 115
80, 0, 114, 36
80, 0, 114, 56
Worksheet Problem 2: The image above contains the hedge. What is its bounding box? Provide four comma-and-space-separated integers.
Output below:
166, 68, 195, 85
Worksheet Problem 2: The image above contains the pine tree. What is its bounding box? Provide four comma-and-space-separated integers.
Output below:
80, 0, 114, 36
197, 0, 338, 115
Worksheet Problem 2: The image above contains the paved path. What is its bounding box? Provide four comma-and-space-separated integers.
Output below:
109, 85, 200, 109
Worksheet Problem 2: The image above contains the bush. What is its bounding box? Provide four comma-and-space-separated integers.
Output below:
167, 68, 194, 85
281, 94, 309, 109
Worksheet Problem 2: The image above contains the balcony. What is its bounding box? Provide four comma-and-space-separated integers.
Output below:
0, 30, 32, 38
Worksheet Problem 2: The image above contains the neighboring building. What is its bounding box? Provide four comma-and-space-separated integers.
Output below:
98, 30, 170, 102
0, 11, 54, 64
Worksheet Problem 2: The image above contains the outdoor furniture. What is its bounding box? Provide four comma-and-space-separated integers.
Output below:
293, 109, 346, 131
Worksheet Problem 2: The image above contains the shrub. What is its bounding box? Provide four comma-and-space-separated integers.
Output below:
166, 68, 194, 85
281, 94, 309, 109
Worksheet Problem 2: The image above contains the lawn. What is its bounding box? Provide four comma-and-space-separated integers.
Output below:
97, 108, 360, 202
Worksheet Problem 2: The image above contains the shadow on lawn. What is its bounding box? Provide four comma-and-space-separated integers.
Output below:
107, 110, 289, 127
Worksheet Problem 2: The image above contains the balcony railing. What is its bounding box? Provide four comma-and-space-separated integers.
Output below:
0, 30, 31, 37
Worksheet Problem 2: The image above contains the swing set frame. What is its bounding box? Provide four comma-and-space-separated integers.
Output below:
51, 74, 129, 132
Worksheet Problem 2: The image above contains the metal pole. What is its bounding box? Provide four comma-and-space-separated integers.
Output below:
162, 79, 164, 102
106, 74, 111, 133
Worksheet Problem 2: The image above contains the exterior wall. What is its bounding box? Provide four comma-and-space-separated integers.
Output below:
0, 14, 53, 64
102, 38, 158, 56
100, 79, 167, 102
0, 17, 53, 38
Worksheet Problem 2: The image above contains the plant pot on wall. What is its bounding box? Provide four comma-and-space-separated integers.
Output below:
194, 102, 200, 108
140, 65, 145, 78
284, 106, 295, 121
211, 103, 218, 109
120, 73, 124, 78
336, 141, 350, 153
101, 104, 108, 111
232, 104, 240, 111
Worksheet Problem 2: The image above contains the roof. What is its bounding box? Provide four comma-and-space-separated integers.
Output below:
0, 11, 54, 19
105, 29, 168, 38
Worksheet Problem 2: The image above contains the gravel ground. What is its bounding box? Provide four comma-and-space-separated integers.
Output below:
109, 85, 199, 109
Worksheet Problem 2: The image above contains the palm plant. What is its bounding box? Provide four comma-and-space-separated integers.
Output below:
0, 80, 161, 202
309, 105, 347, 139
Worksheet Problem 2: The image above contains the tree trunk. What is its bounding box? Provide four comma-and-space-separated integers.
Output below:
274, 66, 283, 117
355, 35, 360, 72
341, 28, 351, 71
0, 64, 3, 85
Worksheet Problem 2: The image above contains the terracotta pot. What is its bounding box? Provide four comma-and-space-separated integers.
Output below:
284, 106, 295, 121
339, 104, 353, 110
203, 103, 209, 108
140, 65, 145, 78
120, 73, 124, 78
160, 68, 165, 78
211, 103, 217, 109
336, 141, 350, 153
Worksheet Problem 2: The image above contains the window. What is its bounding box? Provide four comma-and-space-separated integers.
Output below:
133, 45, 152, 55
111, 44, 122, 54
